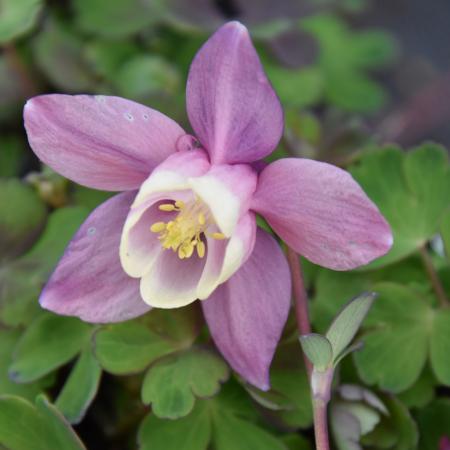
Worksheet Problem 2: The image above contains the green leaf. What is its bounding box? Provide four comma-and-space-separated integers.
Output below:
212, 407, 287, 450
311, 257, 427, 332
299, 333, 332, 370
9, 314, 91, 382
138, 402, 211, 450
440, 209, 450, 259
326, 292, 376, 363
33, 18, 97, 92
94, 321, 177, 374
353, 283, 430, 392
398, 366, 436, 409
351, 145, 450, 268
72, 186, 113, 211
73, 0, 165, 37
22, 206, 89, 270
247, 338, 313, 429
0, 395, 85, 450
0, 56, 24, 121
0, 178, 46, 260
0, 206, 88, 327
0, 135, 24, 177
417, 399, 450, 450
274, 370, 314, 429
142, 347, 229, 419
0, 0, 43, 43
265, 65, 324, 108
429, 308, 450, 385
362, 394, 418, 450
113, 55, 181, 101
303, 15, 394, 113
55, 347, 102, 424
139, 382, 286, 450
0, 329, 50, 400
282, 434, 312, 450
84, 40, 140, 79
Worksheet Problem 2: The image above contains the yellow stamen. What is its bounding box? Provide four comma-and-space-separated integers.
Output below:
159, 203, 176, 212
197, 240, 205, 258
211, 232, 226, 240
150, 197, 218, 260
150, 222, 166, 233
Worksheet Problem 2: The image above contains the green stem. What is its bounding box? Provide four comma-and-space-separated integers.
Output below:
420, 245, 450, 308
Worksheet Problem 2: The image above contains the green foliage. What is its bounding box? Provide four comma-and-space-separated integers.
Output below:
303, 15, 395, 113
33, 18, 97, 92
0, 0, 43, 43
73, 0, 165, 37
0, 135, 25, 177
139, 402, 211, 450
417, 400, 450, 450
139, 383, 287, 450
299, 334, 332, 371
332, 387, 418, 450
0, 395, 85, 449
0, 329, 50, 400
0, 178, 46, 260
9, 313, 91, 382
351, 144, 450, 268
0, 206, 89, 326
326, 292, 375, 362
55, 347, 102, 424
265, 65, 323, 108
94, 321, 177, 374
142, 347, 229, 419
354, 283, 450, 392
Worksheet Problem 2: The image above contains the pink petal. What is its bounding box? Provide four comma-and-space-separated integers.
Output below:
252, 158, 393, 270
202, 228, 291, 390
24, 94, 185, 191
186, 21, 283, 165
40, 192, 150, 323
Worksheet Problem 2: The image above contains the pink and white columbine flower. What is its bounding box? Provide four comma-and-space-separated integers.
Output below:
24, 22, 392, 390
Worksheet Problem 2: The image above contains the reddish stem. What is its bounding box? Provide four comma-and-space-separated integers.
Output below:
286, 247, 312, 377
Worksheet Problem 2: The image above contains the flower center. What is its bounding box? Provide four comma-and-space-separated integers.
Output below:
150, 199, 225, 260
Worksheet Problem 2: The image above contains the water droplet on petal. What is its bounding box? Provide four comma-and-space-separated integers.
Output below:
142, 113, 150, 121
87, 227, 96, 236
124, 112, 134, 121
176, 134, 198, 152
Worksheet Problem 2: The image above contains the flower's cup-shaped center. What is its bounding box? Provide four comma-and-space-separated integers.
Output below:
150, 198, 225, 260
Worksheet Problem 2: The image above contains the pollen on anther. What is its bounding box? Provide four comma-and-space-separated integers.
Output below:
150, 222, 166, 233
159, 203, 175, 212
211, 232, 226, 240
175, 200, 185, 209
198, 212, 206, 225
197, 240, 206, 258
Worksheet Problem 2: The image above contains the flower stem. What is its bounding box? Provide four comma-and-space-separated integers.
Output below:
286, 247, 312, 377
311, 368, 333, 450
420, 245, 450, 308
313, 399, 330, 450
